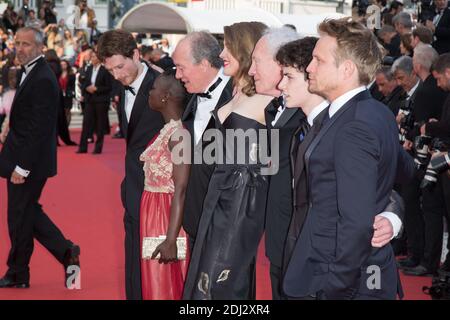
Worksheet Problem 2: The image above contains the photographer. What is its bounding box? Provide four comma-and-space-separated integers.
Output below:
412, 53, 450, 275
392, 53, 448, 271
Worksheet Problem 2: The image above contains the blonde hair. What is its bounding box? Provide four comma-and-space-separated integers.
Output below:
318, 18, 385, 85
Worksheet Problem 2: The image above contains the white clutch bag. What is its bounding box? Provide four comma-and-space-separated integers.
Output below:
142, 235, 187, 260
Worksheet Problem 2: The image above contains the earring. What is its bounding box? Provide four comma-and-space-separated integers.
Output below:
161, 98, 166, 103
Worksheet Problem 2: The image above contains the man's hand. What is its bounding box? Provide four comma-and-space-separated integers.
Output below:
396, 113, 404, 125
420, 123, 426, 135
86, 85, 97, 94
372, 215, 393, 248
10, 171, 25, 184
425, 20, 436, 33
403, 139, 413, 151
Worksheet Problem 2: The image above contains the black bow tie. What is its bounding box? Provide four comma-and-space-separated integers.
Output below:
124, 85, 136, 96
20, 58, 39, 75
197, 77, 223, 99
267, 96, 284, 118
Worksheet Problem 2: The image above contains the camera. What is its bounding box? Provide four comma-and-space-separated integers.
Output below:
398, 103, 414, 144
420, 150, 450, 189
413, 134, 433, 170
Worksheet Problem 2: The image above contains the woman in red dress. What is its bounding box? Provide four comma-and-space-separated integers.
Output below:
140, 71, 190, 300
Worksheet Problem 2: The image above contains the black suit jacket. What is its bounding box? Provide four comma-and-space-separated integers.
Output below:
425, 94, 450, 141
0, 57, 57, 180
264, 101, 304, 268
284, 90, 414, 299
82, 65, 113, 104
406, 75, 447, 141
381, 85, 405, 116
433, 8, 450, 54
181, 78, 233, 238
120, 66, 165, 220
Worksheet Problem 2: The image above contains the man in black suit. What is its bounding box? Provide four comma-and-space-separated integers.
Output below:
375, 66, 405, 116
428, 0, 450, 54
172, 31, 232, 249
77, 51, 113, 154
284, 19, 413, 299
248, 27, 303, 300
97, 30, 165, 300
0, 27, 79, 289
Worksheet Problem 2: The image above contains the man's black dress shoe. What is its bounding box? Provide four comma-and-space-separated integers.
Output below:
76, 150, 87, 154
112, 132, 124, 139
397, 257, 419, 269
0, 277, 29, 288
65, 141, 78, 146
402, 265, 435, 277
64, 245, 80, 288
92, 150, 102, 154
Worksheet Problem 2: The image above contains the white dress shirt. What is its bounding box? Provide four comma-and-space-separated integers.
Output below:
19, 55, 43, 86
194, 68, 230, 144
406, 80, 420, 100
15, 55, 44, 177
307, 100, 329, 126
90, 64, 101, 86
125, 62, 148, 122
326, 86, 402, 239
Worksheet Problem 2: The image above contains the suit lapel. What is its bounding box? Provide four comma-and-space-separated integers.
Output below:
305, 90, 371, 174
273, 108, 298, 128
11, 57, 45, 109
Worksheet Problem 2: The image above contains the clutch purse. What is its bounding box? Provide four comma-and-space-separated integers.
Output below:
142, 235, 187, 260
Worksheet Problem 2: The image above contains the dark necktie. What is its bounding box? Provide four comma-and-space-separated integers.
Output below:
124, 85, 136, 96
298, 120, 311, 142
197, 77, 223, 99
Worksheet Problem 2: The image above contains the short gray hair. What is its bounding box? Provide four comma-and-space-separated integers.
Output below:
376, 65, 395, 81
413, 44, 439, 72
262, 27, 301, 59
378, 25, 396, 37
392, 12, 413, 29
391, 55, 414, 75
17, 27, 44, 46
183, 31, 223, 69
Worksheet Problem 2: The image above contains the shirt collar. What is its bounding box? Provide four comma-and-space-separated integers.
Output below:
407, 79, 420, 98
198, 67, 230, 101
128, 62, 148, 95
329, 86, 366, 118
307, 100, 329, 126
23, 55, 43, 74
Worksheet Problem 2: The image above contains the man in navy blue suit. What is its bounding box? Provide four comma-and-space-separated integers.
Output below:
283, 18, 414, 300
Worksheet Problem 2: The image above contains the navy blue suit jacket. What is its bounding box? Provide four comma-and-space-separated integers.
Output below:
283, 90, 411, 299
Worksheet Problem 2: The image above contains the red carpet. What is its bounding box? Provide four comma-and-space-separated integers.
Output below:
0, 129, 432, 300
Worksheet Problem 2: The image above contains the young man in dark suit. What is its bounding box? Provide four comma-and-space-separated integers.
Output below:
0, 27, 80, 289
284, 19, 414, 300
172, 31, 233, 250
77, 51, 113, 154
97, 30, 165, 300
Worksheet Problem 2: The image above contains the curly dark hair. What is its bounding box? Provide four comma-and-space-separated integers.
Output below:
276, 37, 318, 73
